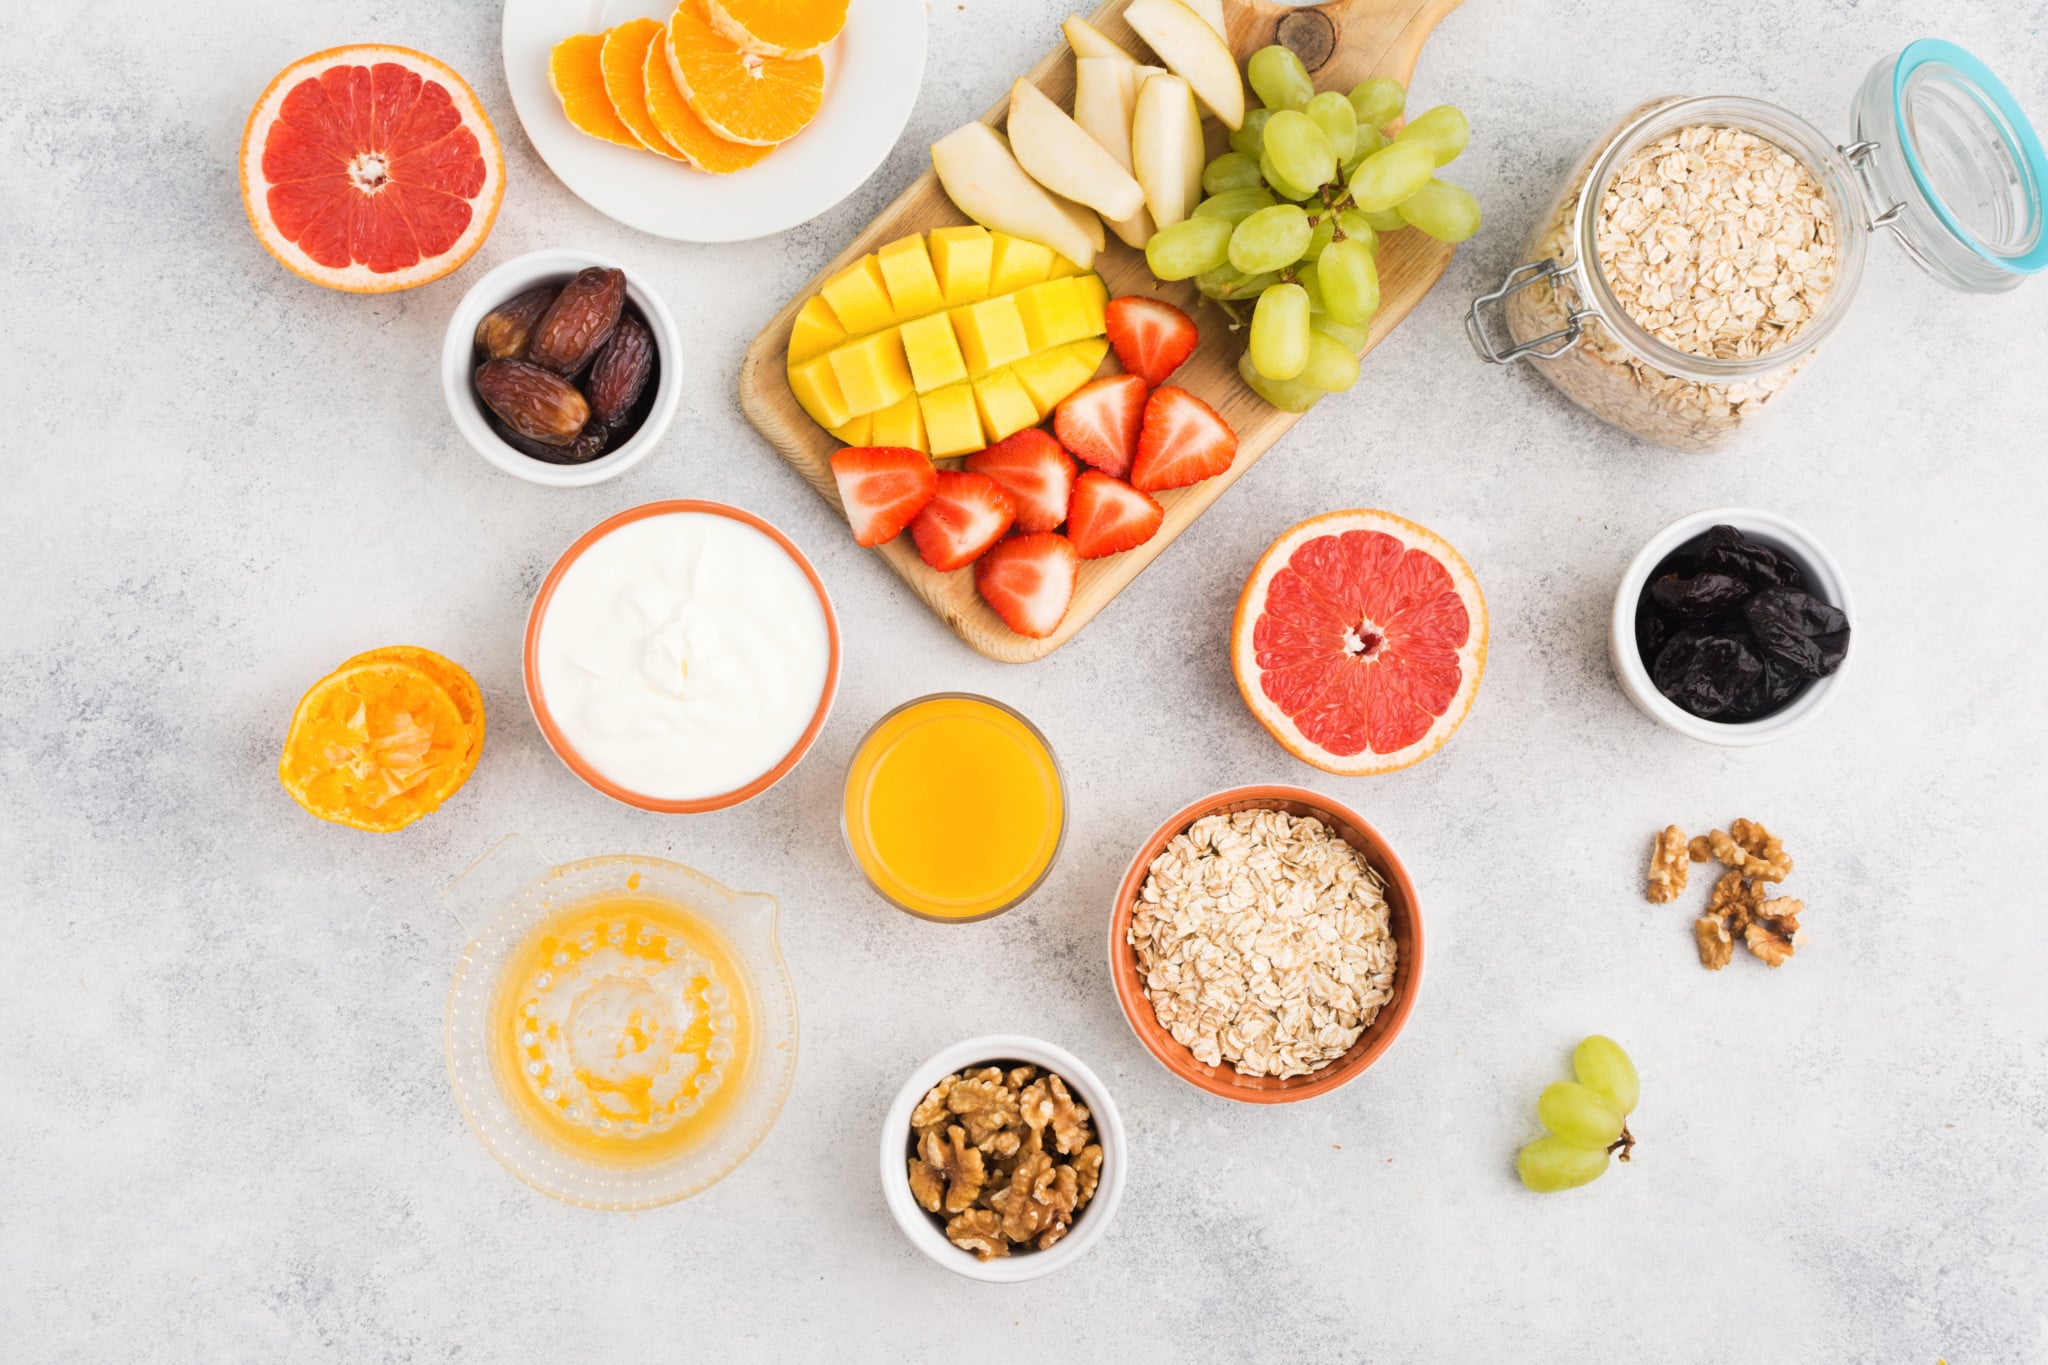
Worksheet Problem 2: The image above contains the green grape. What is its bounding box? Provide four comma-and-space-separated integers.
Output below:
1293, 260, 1324, 312
1517, 1136, 1609, 1193
1348, 138, 1436, 212
1395, 178, 1482, 242
1397, 104, 1470, 166
1299, 329, 1360, 392
1301, 213, 1336, 261
1229, 204, 1312, 273
1573, 1036, 1638, 1116
1237, 349, 1322, 413
1316, 237, 1379, 326
1202, 151, 1264, 195
1260, 152, 1319, 202
1193, 187, 1279, 225
1340, 126, 1386, 178
1264, 111, 1337, 195
1538, 1081, 1624, 1150
1311, 315, 1370, 350
1145, 215, 1235, 280
1196, 262, 1279, 300
1230, 107, 1273, 159
1347, 76, 1406, 130
1248, 282, 1311, 380
1303, 91, 1357, 165
1360, 206, 1407, 232
1246, 45, 1313, 113
1336, 209, 1380, 255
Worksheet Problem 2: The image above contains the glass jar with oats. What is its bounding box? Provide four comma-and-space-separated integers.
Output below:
1467, 42, 2047, 452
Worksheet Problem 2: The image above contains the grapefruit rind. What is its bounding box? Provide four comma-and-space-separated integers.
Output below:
239, 45, 504, 294
1230, 510, 1489, 777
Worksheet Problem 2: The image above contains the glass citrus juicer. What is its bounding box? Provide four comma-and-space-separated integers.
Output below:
443, 836, 798, 1209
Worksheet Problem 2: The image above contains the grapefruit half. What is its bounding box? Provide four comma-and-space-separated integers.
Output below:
1231, 510, 1488, 775
240, 45, 505, 293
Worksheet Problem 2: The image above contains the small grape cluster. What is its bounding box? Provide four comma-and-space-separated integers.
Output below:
1516, 1036, 1640, 1193
1143, 47, 1480, 411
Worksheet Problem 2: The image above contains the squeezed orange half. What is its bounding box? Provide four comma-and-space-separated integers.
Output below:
842, 696, 1064, 921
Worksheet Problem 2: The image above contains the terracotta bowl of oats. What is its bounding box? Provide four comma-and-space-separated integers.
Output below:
1108, 786, 1422, 1103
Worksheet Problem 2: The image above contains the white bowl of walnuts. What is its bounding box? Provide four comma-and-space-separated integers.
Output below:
880, 1034, 1127, 1282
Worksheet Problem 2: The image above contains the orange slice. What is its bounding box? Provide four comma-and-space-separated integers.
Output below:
601, 19, 689, 160
705, 0, 849, 59
239, 45, 504, 293
336, 645, 485, 784
667, 0, 824, 147
280, 661, 473, 832
643, 18, 776, 173
549, 32, 642, 148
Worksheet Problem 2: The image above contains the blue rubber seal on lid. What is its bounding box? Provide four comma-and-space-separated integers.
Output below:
1893, 38, 2048, 274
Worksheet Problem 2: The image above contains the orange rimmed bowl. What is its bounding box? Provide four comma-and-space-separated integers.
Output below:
1108, 785, 1423, 1103
523, 499, 841, 813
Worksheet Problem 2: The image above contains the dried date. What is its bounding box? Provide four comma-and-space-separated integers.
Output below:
488, 414, 609, 464
473, 285, 558, 362
585, 312, 655, 427
528, 267, 626, 375
475, 359, 590, 445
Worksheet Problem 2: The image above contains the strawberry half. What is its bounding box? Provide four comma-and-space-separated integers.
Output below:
974, 532, 1079, 639
1129, 386, 1238, 493
1105, 296, 1199, 387
1053, 373, 1147, 479
910, 470, 1016, 572
829, 446, 938, 547
964, 429, 1076, 534
1066, 471, 1164, 560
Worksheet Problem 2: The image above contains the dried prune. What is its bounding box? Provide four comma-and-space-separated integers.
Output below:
1649, 571, 1751, 618
489, 414, 610, 464
473, 285, 558, 362
528, 267, 626, 375
1635, 598, 1672, 662
1698, 524, 1802, 590
585, 312, 655, 428
1721, 653, 1808, 721
1652, 631, 1764, 719
1744, 588, 1851, 677
475, 359, 590, 445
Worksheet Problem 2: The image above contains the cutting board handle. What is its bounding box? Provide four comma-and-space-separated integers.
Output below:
1223, 0, 1462, 82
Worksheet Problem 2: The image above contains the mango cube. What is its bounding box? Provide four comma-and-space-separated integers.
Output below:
789, 295, 848, 364
951, 297, 1030, 375
898, 311, 968, 393
972, 368, 1040, 443
869, 392, 928, 453
1013, 336, 1108, 416
1013, 278, 1097, 353
988, 233, 1057, 296
929, 225, 993, 307
1075, 273, 1110, 335
1045, 252, 1083, 280
920, 383, 985, 458
820, 255, 895, 336
829, 413, 873, 445
876, 234, 945, 320
788, 355, 854, 430
827, 330, 914, 417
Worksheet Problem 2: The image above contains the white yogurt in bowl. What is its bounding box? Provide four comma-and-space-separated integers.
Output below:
526, 502, 839, 811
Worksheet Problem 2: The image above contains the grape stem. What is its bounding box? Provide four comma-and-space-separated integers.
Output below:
1606, 1124, 1636, 1163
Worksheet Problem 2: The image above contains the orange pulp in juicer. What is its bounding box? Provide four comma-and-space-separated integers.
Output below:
489, 894, 752, 1165
842, 696, 1064, 920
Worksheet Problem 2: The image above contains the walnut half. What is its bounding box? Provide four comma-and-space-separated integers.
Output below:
1646, 825, 1689, 903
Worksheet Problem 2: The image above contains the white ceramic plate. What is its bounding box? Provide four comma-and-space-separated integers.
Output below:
501, 0, 928, 242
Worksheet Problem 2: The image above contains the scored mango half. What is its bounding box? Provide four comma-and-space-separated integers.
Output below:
787, 225, 1109, 457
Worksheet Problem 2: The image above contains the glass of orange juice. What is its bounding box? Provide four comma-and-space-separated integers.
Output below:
841, 694, 1066, 922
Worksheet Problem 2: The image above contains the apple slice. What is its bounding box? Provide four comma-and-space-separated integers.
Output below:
1131, 72, 1202, 230
931, 122, 1098, 269
1008, 78, 1147, 221
1062, 13, 1138, 66
1073, 57, 1155, 247
1123, 0, 1244, 130
1183, 0, 1228, 40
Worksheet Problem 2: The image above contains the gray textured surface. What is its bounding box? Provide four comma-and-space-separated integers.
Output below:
4, 1, 2046, 1360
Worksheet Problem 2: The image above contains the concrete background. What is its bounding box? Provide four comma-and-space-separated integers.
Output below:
4, 0, 2045, 1360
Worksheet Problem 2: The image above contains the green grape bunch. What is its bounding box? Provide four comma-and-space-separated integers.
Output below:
1177, 47, 1483, 409
1516, 1035, 1640, 1193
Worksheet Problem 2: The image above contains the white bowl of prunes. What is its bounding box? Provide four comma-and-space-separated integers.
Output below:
1610, 509, 1854, 747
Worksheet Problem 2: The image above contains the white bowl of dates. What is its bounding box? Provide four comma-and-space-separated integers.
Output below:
442, 248, 679, 487
1611, 508, 1854, 746
880, 1034, 1125, 1283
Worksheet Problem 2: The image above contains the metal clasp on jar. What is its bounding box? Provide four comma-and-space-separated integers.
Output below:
1464, 259, 1594, 364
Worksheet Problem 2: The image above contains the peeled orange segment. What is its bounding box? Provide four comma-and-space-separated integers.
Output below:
1231, 510, 1488, 776
280, 662, 473, 832
643, 21, 776, 173
240, 45, 504, 293
705, 0, 849, 59
601, 19, 689, 160
336, 645, 486, 781
668, 0, 824, 147
550, 32, 644, 148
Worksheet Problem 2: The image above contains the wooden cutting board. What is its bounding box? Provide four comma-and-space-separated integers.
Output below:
738, 0, 1464, 662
